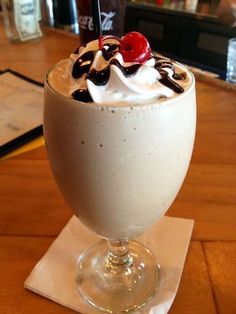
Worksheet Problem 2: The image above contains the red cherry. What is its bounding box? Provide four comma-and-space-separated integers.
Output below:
120, 32, 151, 63
99, 32, 151, 64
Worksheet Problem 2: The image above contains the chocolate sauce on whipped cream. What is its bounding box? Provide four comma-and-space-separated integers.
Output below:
72, 51, 95, 79
111, 59, 141, 77
71, 44, 185, 102
159, 72, 184, 94
102, 43, 119, 61
72, 88, 93, 102
87, 59, 141, 86
154, 57, 184, 94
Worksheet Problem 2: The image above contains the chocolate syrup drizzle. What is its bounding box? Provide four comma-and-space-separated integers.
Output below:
88, 59, 142, 86
102, 43, 119, 61
72, 51, 95, 79
71, 43, 185, 102
71, 89, 93, 102
153, 57, 184, 94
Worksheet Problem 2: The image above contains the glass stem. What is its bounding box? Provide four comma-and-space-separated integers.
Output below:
106, 240, 133, 275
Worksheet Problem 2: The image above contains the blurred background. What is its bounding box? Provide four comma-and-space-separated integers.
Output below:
1, 0, 236, 79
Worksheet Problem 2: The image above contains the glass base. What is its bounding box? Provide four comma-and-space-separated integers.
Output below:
76, 240, 160, 313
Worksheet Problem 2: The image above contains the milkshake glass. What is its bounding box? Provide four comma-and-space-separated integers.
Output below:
44, 33, 196, 313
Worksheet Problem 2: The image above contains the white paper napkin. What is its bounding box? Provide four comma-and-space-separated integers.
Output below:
24, 215, 194, 314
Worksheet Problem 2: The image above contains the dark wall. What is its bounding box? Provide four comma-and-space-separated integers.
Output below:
124, 3, 236, 76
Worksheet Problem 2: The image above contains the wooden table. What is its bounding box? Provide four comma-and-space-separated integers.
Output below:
0, 22, 236, 314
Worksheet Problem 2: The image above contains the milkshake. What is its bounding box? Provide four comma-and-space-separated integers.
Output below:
44, 32, 196, 312
44, 33, 196, 239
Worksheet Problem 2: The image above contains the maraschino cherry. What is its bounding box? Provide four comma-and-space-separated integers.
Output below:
99, 31, 151, 63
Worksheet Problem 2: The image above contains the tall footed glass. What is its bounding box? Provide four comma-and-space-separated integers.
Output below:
44, 69, 196, 312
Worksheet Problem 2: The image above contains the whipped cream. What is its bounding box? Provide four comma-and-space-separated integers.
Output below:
48, 39, 191, 104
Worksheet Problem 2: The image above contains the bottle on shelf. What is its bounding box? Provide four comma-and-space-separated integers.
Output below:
77, 0, 125, 44
53, 0, 79, 34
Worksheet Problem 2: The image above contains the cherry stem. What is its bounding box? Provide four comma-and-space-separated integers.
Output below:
99, 35, 121, 50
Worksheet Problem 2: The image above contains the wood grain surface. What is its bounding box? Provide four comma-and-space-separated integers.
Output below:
0, 20, 236, 314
